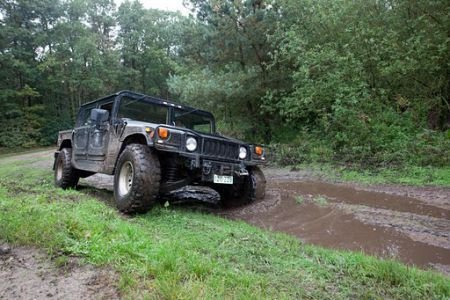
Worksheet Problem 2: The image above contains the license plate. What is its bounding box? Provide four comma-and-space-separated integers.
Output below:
213, 174, 233, 184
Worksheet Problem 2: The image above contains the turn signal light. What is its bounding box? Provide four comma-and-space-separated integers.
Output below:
158, 127, 169, 139
255, 146, 263, 156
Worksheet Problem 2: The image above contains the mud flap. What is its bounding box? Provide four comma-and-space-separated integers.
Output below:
52, 151, 60, 170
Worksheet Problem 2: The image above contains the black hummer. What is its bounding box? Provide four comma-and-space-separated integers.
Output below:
54, 91, 266, 213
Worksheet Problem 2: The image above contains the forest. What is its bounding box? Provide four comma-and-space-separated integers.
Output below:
0, 0, 448, 168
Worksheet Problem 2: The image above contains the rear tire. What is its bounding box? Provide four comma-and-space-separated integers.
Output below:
217, 166, 266, 207
114, 144, 161, 213
54, 148, 79, 189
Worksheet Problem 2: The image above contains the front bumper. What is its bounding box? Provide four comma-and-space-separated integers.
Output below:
199, 159, 248, 182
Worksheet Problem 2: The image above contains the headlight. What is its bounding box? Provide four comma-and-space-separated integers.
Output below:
186, 137, 197, 152
239, 146, 247, 159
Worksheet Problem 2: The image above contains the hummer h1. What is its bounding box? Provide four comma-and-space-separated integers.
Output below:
54, 91, 266, 213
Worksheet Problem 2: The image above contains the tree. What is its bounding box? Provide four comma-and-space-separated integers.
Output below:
169, 0, 281, 142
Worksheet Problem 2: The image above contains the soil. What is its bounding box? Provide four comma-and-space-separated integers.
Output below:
0, 242, 119, 300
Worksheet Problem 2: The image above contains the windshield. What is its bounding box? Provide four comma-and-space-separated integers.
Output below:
173, 108, 214, 134
118, 97, 168, 124
117, 96, 214, 134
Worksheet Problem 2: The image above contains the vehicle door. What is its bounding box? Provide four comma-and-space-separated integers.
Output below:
73, 105, 95, 161
87, 101, 114, 161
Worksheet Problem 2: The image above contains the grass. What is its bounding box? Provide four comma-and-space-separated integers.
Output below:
294, 195, 328, 207
294, 195, 305, 204
312, 195, 328, 207
293, 163, 450, 187
0, 156, 449, 299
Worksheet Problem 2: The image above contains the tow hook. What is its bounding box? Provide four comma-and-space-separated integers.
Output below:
235, 168, 249, 176
203, 163, 212, 175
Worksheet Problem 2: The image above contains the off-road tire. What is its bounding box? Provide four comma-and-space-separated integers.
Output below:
54, 148, 79, 189
114, 144, 161, 213
217, 166, 266, 207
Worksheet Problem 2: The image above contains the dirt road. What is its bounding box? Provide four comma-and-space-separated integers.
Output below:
2, 150, 449, 275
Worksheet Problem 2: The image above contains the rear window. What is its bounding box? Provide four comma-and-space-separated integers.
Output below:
118, 97, 168, 124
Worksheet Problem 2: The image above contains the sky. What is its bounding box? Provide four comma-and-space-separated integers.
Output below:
114, 0, 190, 14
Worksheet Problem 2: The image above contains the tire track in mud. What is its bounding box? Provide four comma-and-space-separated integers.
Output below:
0, 243, 119, 300
220, 175, 450, 275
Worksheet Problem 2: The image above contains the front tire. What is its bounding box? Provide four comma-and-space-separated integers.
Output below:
217, 166, 266, 207
114, 144, 161, 213
54, 148, 79, 189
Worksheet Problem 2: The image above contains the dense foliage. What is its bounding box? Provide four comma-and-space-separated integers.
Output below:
0, 0, 448, 167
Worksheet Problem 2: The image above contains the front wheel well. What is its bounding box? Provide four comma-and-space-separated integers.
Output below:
122, 134, 148, 146
113, 134, 151, 174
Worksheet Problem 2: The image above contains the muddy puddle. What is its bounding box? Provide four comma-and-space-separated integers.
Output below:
80, 170, 450, 275
221, 184, 450, 274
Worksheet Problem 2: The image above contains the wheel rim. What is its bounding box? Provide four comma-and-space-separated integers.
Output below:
56, 159, 63, 181
118, 161, 134, 197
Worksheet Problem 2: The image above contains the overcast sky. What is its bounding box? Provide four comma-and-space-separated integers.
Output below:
114, 0, 190, 14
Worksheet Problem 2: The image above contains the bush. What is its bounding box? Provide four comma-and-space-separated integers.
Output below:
0, 105, 45, 148
270, 108, 449, 168
0, 104, 72, 148
39, 116, 73, 146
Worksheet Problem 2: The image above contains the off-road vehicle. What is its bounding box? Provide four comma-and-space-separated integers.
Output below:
54, 90, 266, 213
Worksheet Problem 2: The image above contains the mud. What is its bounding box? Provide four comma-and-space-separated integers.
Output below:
0, 242, 119, 300
273, 180, 449, 219
221, 189, 450, 274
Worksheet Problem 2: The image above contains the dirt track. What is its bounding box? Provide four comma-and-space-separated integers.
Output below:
0, 243, 119, 300
2, 150, 450, 276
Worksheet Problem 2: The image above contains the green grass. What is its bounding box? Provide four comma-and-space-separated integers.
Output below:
294, 163, 450, 187
0, 157, 449, 299
312, 195, 328, 207
295, 195, 328, 207
294, 195, 305, 205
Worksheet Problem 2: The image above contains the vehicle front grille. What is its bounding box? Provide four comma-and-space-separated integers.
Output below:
202, 139, 239, 160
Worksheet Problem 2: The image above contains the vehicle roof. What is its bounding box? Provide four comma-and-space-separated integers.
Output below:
81, 90, 211, 116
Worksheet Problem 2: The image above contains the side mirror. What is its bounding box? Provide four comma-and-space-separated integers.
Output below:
90, 108, 109, 127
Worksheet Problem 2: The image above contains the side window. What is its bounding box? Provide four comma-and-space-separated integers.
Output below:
76, 107, 94, 127
100, 102, 113, 121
